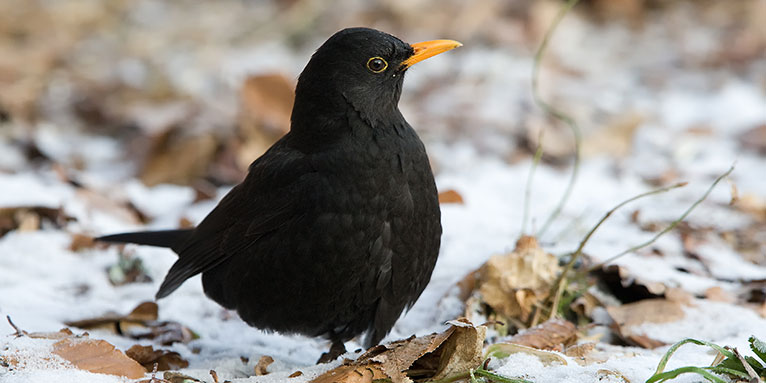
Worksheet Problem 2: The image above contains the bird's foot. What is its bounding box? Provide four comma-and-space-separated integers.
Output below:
316, 341, 347, 364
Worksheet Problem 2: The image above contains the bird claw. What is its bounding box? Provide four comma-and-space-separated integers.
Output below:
316, 341, 347, 364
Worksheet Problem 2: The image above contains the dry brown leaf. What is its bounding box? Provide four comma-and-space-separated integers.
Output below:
163, 371, 203, 383
65, 301, 195, 345
438, 189, 464, 204
73, 189, 145, 226
593, 264, 668, 302
254, 355, 274, 376
125, 344, 189, 371
429, 320, 486, 381
289, 370, 303, 378
474, 236, 560, 323
506, 319, 577, 351
140, 130, 219, 186
564, 342, 595, 358
606, 299, 685, 348
69, 233, 96, 252
0, 206, 72, 237
66, 301, 157, 333
312, 319, 485, 383
27, 328, 75, 340
486, 342, 567, 366
52, 337, 146, 379
582, 112, 643, 158
739, 124, 766, 154
237, 73, 294, 170
570, 292, 601, 319
705, 286, 736, 303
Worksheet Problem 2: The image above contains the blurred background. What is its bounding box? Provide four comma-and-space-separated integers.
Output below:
1, 0, 763, 191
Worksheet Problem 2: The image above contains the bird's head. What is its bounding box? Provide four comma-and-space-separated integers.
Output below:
290, 28, 461, 136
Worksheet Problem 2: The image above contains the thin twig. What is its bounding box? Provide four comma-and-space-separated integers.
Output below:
730, 347, 759, 380
591, 164, 735, 270
6, 316, 26, 337
543, 182, 687, 321
522, 130, 545, 235
533, 0, 583, 237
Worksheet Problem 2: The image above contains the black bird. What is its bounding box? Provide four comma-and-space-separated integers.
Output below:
98, 27, 461, 362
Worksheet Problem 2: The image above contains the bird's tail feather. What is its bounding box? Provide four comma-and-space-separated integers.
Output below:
96, 229, 193, 253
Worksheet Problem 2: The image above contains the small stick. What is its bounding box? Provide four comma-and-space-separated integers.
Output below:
521, 129, 545, 235
591, 164, 735, 270
545, 182, 687, 321
730, 347, 759, 381
6, 316, 26, 337
533, 0, 583, 238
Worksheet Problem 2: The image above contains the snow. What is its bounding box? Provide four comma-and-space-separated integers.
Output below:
2, 2, 766, 383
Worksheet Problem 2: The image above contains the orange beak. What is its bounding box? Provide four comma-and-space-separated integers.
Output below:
401, 39, 462, 68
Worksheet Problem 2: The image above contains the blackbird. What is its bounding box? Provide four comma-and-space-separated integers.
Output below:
98, 27, 461, 362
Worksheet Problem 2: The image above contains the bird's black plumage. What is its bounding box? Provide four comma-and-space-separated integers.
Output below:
97, 27, 460, 361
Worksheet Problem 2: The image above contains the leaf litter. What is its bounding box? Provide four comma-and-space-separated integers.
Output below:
1, 0, 766, 382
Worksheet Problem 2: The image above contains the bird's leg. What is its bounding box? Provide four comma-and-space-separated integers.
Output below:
316, 340, 347, 364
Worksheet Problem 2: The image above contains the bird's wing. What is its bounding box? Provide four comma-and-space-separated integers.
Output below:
156, 138, 313, 298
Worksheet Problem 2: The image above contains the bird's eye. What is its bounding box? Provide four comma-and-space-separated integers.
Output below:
366, 57, 388, 73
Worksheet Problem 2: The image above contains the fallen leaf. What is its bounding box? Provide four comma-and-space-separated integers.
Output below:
237, 73, 294, 170
65, 301, 196, 345
506, 319, 577, 351
582, 112, 643, 158
606, 298, 685, 348
312, 319, 486, 383
126, 344, 189, 371
593, 264, 667, 303
140, 130, 219, 186
739, 124, 766, 154
52, 337, 146, 379
473, 236, 560, 323
27, 328, 75, 340
438, 189, 464, 204
0, 206, 73, 237
74, 189, 145, 226
163, 371, 203, 383
69, 233, 96, 252
254, 355, 274, 376
289, 371, 303, 378
429, 319, 486, 381
485, 342, 567, 366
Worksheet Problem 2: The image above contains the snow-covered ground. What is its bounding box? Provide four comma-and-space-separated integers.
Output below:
2, 1, 766, 382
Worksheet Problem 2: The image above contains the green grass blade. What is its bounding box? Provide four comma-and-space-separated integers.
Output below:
645, 366, 728, 383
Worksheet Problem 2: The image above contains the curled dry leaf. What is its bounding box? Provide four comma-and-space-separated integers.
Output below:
237, 73, 294, 170
0, 206, 73, 237
254, 355, 274, 376
140, 130, 219, 186
163, 371, 203, 383
52, 337, 146, 379
438, 189, 464, 204
739, 124, 766, 154
69, 233, 96, 252
485, 342, 567, 366
606, 298, 686, 349
593, 264, 667, 303
312, 319, 486, 383
125, 344, 189, 371
74, 188, 145, 226
506, 319, 577, 351
582, 112, 643, 158
465, 235, 560, 324
66, 301, 196, 345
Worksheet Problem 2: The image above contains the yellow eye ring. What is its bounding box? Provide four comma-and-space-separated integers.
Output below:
366, 57, 388, 73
